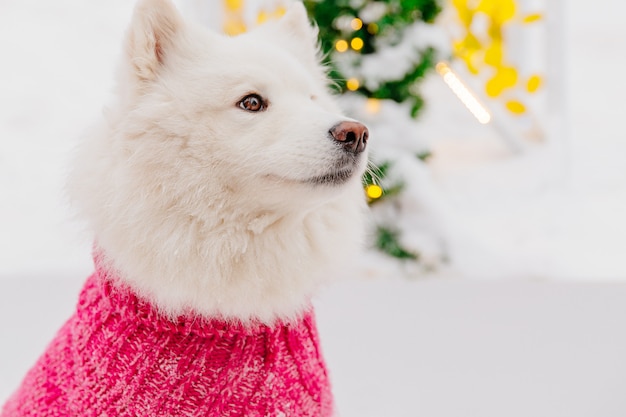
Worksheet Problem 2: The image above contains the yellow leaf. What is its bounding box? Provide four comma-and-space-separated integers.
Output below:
452, 0, 473, 27
223, 20, 246, 35
527, 75, 542, 93
477, 0, 497, 14
484, 41, 503, 67
463, 33, 482, 51
485, 66, 518, 97
506, 100, 526, 114
499, 66, 518, 88
523, 13, 542, 24
458, 50, 480, 75
486, 76, 504, 97
273, 6, 286, 18
224, 0, 243, 11
491, 0, 516, 24
452, 40, 465, 55
256, 11, 268, 25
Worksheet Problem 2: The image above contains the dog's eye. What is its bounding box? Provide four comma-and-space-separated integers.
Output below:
238, 94, 266, 112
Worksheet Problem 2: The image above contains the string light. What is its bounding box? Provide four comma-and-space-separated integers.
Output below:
365, 98, 381, 114
366, 184, 383, 200
350, 37, 364, 51
335, 39, 348, 52
346, 78, 360, 91
367, 23, 378, 34
351, 18, 363, 30
436, 62, 491, 124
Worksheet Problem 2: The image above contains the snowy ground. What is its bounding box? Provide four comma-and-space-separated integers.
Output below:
1, 0, 626, 416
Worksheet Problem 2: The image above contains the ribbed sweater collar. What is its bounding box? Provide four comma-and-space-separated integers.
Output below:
86, 253, 305, 339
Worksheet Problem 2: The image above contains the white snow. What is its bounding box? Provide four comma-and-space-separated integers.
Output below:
1, 0, 626, 415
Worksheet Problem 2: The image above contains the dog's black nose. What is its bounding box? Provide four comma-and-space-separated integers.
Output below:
329, 121, 369, 154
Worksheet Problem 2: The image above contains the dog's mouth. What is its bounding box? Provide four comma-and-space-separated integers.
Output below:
306, 153, 362, 186
266, 154, 362, 186
307, 168, 356, 186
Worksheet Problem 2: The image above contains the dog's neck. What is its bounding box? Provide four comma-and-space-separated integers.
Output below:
89, 180, 365, 325
93, 252, 310, 330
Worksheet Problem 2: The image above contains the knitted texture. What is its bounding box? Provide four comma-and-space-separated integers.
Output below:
1, 262, 333, 417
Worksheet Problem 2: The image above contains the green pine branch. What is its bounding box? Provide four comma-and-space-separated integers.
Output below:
303, 0, 441, 262
375, 226, 419, 260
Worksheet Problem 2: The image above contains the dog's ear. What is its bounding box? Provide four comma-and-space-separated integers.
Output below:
125, 0, 184, 82
254, 2, 322, 69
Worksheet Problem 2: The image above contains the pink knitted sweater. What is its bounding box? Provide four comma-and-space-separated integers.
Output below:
1, 262, 333, 417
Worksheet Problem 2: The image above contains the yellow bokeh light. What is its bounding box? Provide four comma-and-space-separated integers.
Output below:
452, 0, 472, 27
500, 67, 518, 86
274, 6, 286, 18
484, 40, 503, 67
485, 66, 518, 97
365, 98, 381, 114
224, 20, 247, 36
485, 77, 504, 97
350, 37, 364, 51
450, 1, 544, 119
460, 33, 481, 52
367, 23, 378, 34
523, 13, 542, 24
366, 184, 383, 200
351, 18, 363, 31
527, 75, 542, 93
335, 40, 348, 52
224, 0, 243, 11
346, 78, 360, 91
506, 100, 526, 114
256, 11, 268, 24
257, 6, 286, 25
477, 0, 516, 24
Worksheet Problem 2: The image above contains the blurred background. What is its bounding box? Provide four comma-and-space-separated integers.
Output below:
1, 0, 625, 416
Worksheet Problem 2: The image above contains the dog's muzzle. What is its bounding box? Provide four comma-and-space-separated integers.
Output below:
304, 121, 368, 186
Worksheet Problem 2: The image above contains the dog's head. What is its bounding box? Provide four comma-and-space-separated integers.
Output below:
71, 0, 369, 322
115, 0, 368, 208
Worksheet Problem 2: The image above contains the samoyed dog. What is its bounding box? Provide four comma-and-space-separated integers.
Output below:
1, 0, 368, 416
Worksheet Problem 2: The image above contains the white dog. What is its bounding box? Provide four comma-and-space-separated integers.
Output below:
1, 0, 369, 416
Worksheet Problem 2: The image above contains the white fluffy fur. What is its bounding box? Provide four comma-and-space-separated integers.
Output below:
69, 0, 368, 324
